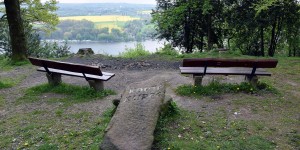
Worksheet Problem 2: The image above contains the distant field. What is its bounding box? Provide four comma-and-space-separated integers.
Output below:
59, 15, 140, 31
59, 15, 140, 22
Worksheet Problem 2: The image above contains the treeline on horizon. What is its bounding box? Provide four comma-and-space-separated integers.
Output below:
40, 19, 156, 42
56, 3, 155, 17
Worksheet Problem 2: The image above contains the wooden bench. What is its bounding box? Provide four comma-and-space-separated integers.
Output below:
179, 58, 278, 86
28, 57, 115, 91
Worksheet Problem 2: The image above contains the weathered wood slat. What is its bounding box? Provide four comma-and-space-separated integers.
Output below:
29, 57, 103, 76
182, 58, 278, 68
37, 67, 114, 81
180, 67, 271, 76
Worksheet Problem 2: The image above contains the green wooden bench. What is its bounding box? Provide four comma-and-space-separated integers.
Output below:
28, 57, 115, 91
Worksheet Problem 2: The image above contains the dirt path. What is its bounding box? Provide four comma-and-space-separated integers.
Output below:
0, 55, 257, 118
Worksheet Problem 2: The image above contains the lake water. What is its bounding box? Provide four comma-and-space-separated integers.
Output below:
67, 40, 167, 56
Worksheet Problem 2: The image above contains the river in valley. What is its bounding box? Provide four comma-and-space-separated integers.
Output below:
66, 40, 167, 56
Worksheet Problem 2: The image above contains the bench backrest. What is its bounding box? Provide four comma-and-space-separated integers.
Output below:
28, 57, 103, 76
182, 58, 278, 68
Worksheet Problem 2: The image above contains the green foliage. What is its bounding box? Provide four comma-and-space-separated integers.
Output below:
21, 0, 59, 33
42, 18, 156, 42
153, 0, 300, 57
19, 83, 115, 104
0, 0, 65, 60
176, 81, 277, 97
120, 43, 151, 58
155, 43, 179, 56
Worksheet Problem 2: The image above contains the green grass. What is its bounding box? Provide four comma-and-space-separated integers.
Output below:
18, 83, 115, 105
0, 76, 27, 89
0, 80, 13, 89
0, 96, 4, 108
0, 107, 116, 149
153, 102, 276, 149
0, 55, 30, 71
119, 43, 151, 58
176, 81, 277, 97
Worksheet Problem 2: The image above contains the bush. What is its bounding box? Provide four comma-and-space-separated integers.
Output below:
120, 43, 151, 58
0, 20, 71, 59
155, 43, 178, 56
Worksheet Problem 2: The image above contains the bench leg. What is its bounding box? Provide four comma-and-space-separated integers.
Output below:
193, 75, 203, 86
88, 80, 104, 91
46, 73, 61, 86
245, 75, 258, 87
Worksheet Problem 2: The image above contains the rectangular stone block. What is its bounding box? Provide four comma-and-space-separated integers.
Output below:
100, 83, 168, 150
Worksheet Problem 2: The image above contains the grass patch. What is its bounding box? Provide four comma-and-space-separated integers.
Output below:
0, 55, 30, 71
0, 96, 4, 108
0, 107, 116, 149
176, 81, 277, 97
0, 75, 27, 89
119, 43, 151, 58
153, 102, 276, 149
19, 83, 115, 105
0, 80, 13, 89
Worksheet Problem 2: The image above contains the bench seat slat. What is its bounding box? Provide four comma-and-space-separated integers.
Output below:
37, 67, 114, 81
180, 67, 271, 76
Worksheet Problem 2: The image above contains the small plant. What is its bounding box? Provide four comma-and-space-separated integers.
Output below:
0, 81, 11, 89
155, 43, 178, 56
120, 43, 151, 58
176, 81, 277, 97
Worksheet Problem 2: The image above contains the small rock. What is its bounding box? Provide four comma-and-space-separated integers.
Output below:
77, 48, 94, 55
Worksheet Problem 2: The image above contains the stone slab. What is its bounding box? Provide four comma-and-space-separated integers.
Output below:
100, 77, 169, 150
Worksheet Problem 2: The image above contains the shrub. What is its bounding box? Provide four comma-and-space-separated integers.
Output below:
120, 43, 151, 58
155, 43, 178, 56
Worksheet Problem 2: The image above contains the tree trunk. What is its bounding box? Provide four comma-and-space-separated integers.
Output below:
200, 35, 204, 52
4, 0, 27, 62
227, 38, 230, 50
268, 21, 276, 57
207, 14, 212, 50
184, 6, 192, 53
260, 26, 264, 57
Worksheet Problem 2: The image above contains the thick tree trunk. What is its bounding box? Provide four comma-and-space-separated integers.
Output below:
268, 21, 276, 57
4, 0, 27, 62
260, 26, 264, 57
207, 14, 212, 50
184, 6, 192, 53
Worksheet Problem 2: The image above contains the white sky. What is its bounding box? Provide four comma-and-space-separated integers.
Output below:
41, 0, 156, 4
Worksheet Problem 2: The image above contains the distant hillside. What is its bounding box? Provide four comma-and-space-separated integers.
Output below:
56, 3, 155, 17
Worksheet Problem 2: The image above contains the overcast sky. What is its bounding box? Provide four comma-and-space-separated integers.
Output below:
41, 0, 156, 4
